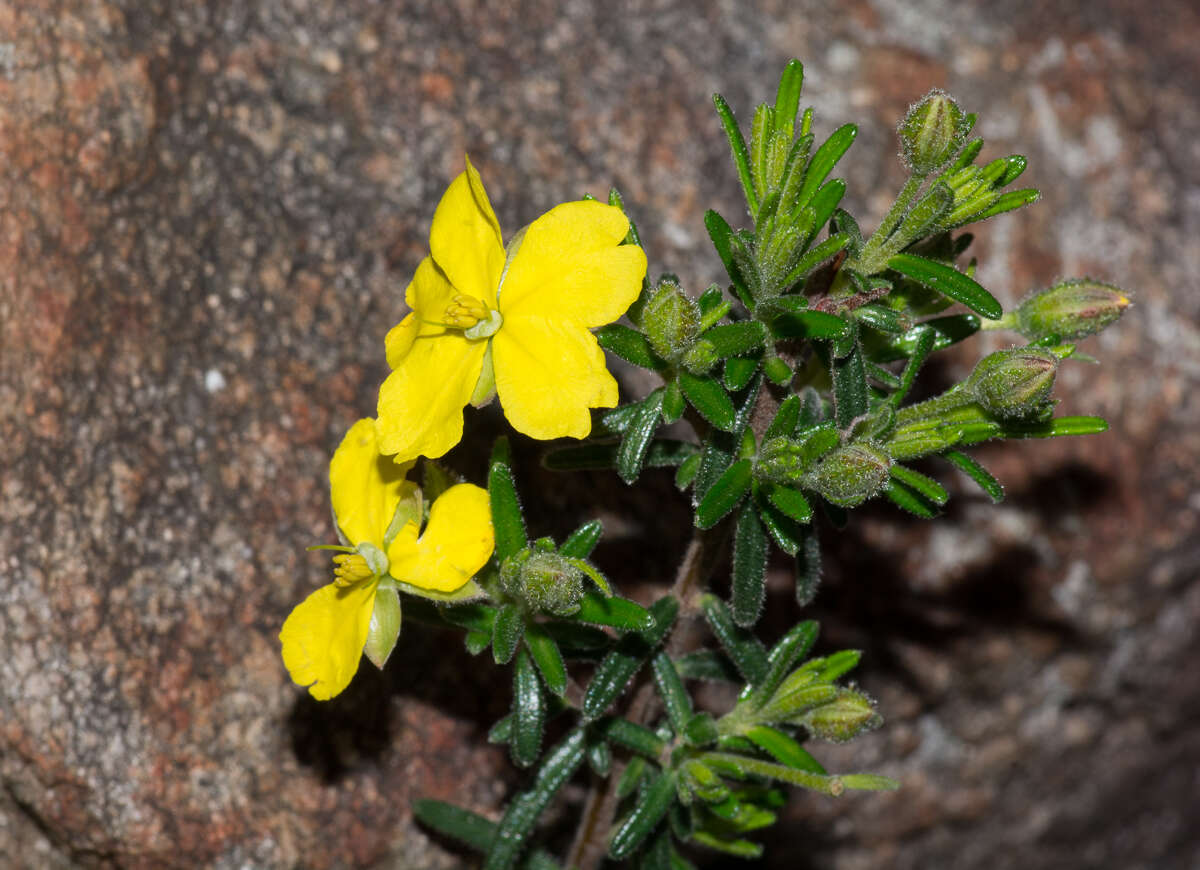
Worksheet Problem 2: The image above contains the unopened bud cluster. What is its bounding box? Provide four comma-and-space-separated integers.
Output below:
805, 443, 892, 507
967, 348, 1059, 420
1016, 279, 1130, 341
642, 281, 716, 373
899, 90, 968, 174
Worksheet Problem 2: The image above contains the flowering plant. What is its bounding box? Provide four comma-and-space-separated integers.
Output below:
279, 61, 1127, 867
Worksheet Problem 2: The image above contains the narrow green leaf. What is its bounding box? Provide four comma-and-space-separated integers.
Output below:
745, 725, 826, 774
484, 729, 586, 870
752, 619, 819, 706
805, 178, 847, 240
889, 465, 949, 505
701, 752, 845, 796
841, 773, 901, 791
488, 714, 514, 744
943, 450, 1004, 502
493, 603, 525, 665
749, 104, 774, 206
597, 324, 661, 370
439, 602, 496, 634
618, 757, 649, 800
794, 524, 821, 607
853, 304, 908, 335
542, 438, 699, 472
962, 187, 1040, 224
683, 712, 720, 747
511, 649, 546, 768
609, 770, 678, 860
731, 500, 769, 627
679, 372, 738, 432
582, 597, 679, 720
571, 588, 654, 632
889, 325, 936, 407
690, 831, 763, 859
524, 623, 567, 697
413, 799, 496, 852
998, 415, 1108, 439
711, 96, 759, 216
765, 483, 813, 524
815, 649, 861, 683
587, 738, 612, 777
489, 438, 527, 562
662, 381, 685, 423
675, 452, 702, 490
618, 389, 667, 484
757, 494, 806, 556
674, 650, 742, 683
766, 302, 851, 341
704, 209, 751, 300
700, 594, 769, 684
832, 341, 868, 428
704, 321, 767, 358
887, 253, 1003, 320
764, 395, 801, 441
695, 458, 753, 529
723, 356, 759, 392
560, 519, 603, 558
885, 478, 940, 518
651, 650, 693, 733
597, 716, 669, 759
797, 123, 857, 208
773, 59, 804, 136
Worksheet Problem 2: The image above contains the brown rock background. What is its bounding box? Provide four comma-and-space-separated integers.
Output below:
1, 0, 1197, 867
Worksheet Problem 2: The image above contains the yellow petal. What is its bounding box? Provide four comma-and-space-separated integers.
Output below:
491, 315, 618, 440
375, 327, 489, 462
387, 484, 494, 593
429, 157, 505, 307
330, 419, 417, 548
279, 580, 378, 700
498, 201, 647, 326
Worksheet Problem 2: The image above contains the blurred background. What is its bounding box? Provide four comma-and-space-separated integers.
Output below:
2, 0, 1198, 867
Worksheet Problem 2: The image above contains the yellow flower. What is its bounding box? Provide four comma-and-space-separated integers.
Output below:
376, 156, 648, 462
280, 418, 494, 700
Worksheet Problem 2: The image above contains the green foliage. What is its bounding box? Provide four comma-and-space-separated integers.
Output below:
392, 58, 1128, 869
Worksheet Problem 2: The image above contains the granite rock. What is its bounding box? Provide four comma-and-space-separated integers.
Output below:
1, 0, 1197, 867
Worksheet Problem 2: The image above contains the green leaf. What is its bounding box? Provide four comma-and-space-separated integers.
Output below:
750, 104, 773, 206
889, 465, 949, 505
959, 187, 1039, 225
783, 232, 849, 289
841, 773, 901, 791
439, 602, 496, 634
489, 438, 527, 562
765, 483, 813, 525
887, 253, 1003, 320
889, 325, 936, 407
675, 452, 702, 490
997, 415, 1108, 439
542, 438, 699, 472
763, 396, 800, 443
701, 594, 769, 684
756, 494, 806, 555
690, 831, 763, 859
582, 597, 679, 721
745, 725, 826, 774
751, 619, 819, 707
493, 603, 525, 665
413, 799, 496, 852
704, 210, 751, 302
797, 123, 857, 208
511, 649, 546, 768
885, 478, 940, 518
814, 649, 861, 682
598, 324, 661, 370
488, 714, 514, 744
662, 381, 686, 423
704, 321, 768, 358
853, 304, 908, 335
560, 519, 603, 558
695, 458, 753, 529
794, 524, 821, 607
701, 752, 845, 796
484, 729, 587, 870
712, 95, 759, 216
619, 757, 649, 800
832, 340, 868, 428
587, 737, 612, 777
773, 59, 804, 136
651, 650, 693, 733
674, 650, 742, 683
723, 356, 759, 392
524, 623, 567, 697
943, 450, 1004, 502
679, 372, 738, 432
730, 500, 769, 627
766, 303, 851, 341
609, 770, 678, 860
571, 588, 654, 632
597, 716, 669, 759
806, 179, 847, 241
618, 389, 667, 484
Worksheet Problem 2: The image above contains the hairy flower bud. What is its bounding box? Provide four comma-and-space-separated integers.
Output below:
1015, 279, 1130, 341
681, 338, 718, 374
801, 688, 881, 743
500, 549, 585, 616
805, 442, 891, 507
642, 281, 700, 361
899, 90, 968, 174
968, 348, 1059, 420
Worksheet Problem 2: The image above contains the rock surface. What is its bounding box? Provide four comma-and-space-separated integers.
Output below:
1, 0, 1197, 867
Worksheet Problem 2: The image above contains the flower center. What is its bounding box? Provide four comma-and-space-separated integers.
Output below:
331, 552, 374, 587
445, 294, 503, 340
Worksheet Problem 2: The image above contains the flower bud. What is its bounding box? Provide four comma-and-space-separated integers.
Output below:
805, 442, 891, 507
681, 338, 718, 374
801, 688, 881, 743
968, 348, 1058, 420
642, 281, 700, 361
899, 90, 968, 174
1015, 279, 1130, 341
500, 549, 585, 616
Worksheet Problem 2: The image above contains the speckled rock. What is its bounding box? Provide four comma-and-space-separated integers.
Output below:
1, 0, 1197, 868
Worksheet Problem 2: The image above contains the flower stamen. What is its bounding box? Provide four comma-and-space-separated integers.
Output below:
445, 294, 491, 328
331, 552, 374, 587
